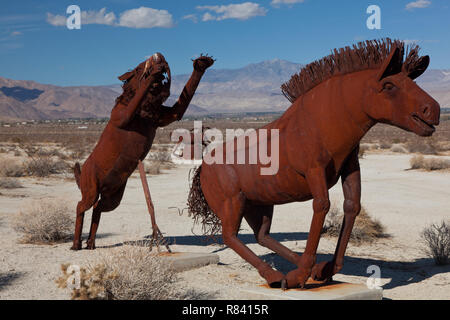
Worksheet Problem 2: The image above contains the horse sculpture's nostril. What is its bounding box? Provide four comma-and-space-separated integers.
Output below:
422, 105, 430, 118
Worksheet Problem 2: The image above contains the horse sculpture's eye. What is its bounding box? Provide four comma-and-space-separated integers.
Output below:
383, 82, 395, 91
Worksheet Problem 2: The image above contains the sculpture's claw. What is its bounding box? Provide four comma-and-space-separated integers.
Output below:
149, 227, 171, 253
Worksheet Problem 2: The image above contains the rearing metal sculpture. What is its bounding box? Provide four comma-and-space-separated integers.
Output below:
187, 39, 440, 289
72, 53, 214, 251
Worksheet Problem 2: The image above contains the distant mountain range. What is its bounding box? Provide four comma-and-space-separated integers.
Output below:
0, 59, 449, 122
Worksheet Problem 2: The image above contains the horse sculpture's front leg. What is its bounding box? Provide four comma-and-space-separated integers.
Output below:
285, 166, 331, 288
312, 147, 361, 282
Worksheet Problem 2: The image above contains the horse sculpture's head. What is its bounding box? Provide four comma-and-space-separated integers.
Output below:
116, 52, 171, 119
365, 44, 440, 137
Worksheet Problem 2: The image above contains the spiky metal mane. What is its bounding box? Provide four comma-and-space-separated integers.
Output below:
281, 38, 423, 103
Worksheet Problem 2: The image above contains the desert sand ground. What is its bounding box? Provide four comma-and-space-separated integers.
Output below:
0, 152, 449, 300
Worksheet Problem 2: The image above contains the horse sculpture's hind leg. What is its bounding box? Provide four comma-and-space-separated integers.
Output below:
220, 195, 286, 288
71, 165, 99, 251
286, 167, 330, 288
244, 204, 302, 267
85, 183, 127, 250
312, 147, 361, 282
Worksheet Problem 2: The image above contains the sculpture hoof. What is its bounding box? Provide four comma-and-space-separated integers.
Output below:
311, 261, 336, 282
261, 268, 285, 288
285, 268, 310, 289
70, 243, 82, 251
85, 242, 96, 250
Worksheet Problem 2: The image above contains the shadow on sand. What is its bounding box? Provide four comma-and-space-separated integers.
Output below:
96, 231, 449, 292
0, 272, 25, 292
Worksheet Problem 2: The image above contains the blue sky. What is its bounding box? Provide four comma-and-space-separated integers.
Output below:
0, 0, 449, 86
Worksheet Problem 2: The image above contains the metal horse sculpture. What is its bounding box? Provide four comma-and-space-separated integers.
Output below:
72, 52, 214, 250
187, 39, 440, 289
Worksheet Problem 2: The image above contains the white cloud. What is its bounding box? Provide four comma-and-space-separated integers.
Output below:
47, 8, 116, 26
202, 12, 216, 22
46, 13, 67, 26
403, 39, 420, 45
47, 7, 174, 29
81, 8, 116, 25
10, 31, 22, 36
118, 7, 174, 28
406, 0, 431, 10
196, 2, 267, 21
271, 0, 305, 7
182, 14, 198, 23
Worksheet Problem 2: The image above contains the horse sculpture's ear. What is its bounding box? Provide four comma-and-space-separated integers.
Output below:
118, 70, 134, 82
404, 55, 430, 80
377, 46, 403, 81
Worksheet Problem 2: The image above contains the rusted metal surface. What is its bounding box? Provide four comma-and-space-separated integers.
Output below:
187, 39, 440, 289
71, 53, 214, 250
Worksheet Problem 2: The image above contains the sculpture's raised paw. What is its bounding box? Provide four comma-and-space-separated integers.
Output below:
285, 268, 311, 289
193, 54, 215, 72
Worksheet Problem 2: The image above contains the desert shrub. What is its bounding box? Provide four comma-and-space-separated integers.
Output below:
0, 158, 25, 177
149, 149, 172, 163
144, 160, 161, 175
57, 246, 180, 300
25, 156, 69, 177
12, 199, 74, 244
379, 141, 392, 149
410, 155, 450, 171
421, 221, 450, 265
406, 137, 438, 155
0, 178, 23, 189
322, 204, 387, 244
390, 144, 408, 153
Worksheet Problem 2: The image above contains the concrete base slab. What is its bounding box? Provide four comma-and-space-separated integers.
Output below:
241, 280, 383, 300
157, 252, 220, 272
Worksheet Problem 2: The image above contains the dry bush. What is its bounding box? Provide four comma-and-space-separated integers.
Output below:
322, 204, 387, 244
410, 155, 450, 171
13, 199, 74, 244
149, 149, 172, 163
57, 246, 182, 300
406, 137, 439, 155
25, 156, 69, 177
421, 221, 450, 265
0, 158, 25, 177
144, 160, 161, 175
0, 178, 23, 189
390, 144, 408, 153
